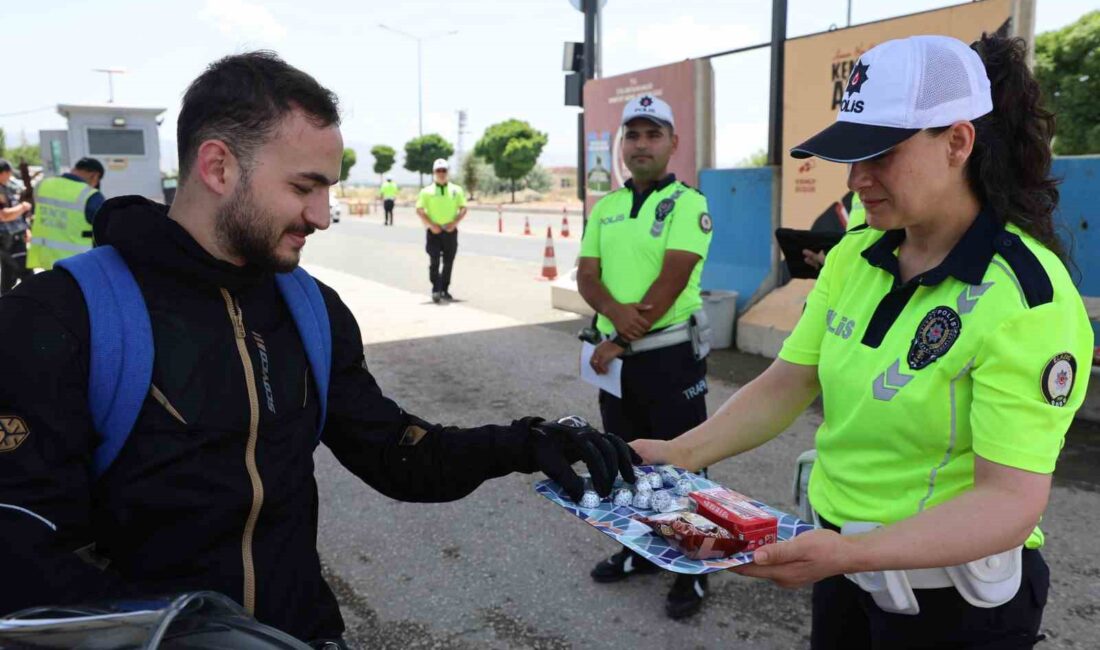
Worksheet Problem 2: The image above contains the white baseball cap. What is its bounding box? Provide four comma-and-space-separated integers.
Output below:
621, 94, 675, 128
432, 158, 449, 171
791, 35, 993, 163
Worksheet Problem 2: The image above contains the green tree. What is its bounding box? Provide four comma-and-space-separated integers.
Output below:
735, 148, 768, 167
0, 127, 6, 158
370, 144, 396, 185
7, 143, 40, 166
1035, 11, 1100, 155
474, 119, 548, 202
459, 154, 485, 200
339, 148, 357, 196
403, 134, 454, 185
523, 164, 552, 193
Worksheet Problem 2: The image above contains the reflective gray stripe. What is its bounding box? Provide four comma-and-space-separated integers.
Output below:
36, 238, 92, 253
0, 503, 58, 531
956, 282, 994, 315
872, 359, 914, 401
989, 260, 1027, 309
35, 195, 88, 212
918, 358, 976, 512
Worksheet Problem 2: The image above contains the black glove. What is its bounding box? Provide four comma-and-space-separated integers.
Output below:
529, 415, 638, 502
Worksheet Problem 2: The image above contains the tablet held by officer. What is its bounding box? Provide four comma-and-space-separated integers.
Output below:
0, 51, 636, 649
632, 34, 1092, 649
577, 94, 714, 619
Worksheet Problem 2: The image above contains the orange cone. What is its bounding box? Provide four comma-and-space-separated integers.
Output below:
561, 207, 570, 238
524, 215, 532, 236
541, 227, 558, 280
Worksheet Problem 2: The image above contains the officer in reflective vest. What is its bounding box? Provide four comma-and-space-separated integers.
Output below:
27, 157, 105, 270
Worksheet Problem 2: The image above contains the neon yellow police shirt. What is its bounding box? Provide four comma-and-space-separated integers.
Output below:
580, 176, 713, 336
779, 209, 1093, 548
848, 193, 866, 230
380, 181, 399, 199
416, 182, 466, 225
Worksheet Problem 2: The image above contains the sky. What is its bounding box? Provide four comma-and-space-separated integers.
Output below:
1, 0, 1093, 185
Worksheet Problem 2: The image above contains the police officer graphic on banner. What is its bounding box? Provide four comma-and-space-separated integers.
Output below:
577, 94, 714, 619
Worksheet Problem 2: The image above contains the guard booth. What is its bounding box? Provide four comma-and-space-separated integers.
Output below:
39, 103, 166, 202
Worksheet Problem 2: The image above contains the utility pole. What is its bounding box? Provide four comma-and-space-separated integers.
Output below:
1011, 0, 1037, 68
766, 0, 788, 167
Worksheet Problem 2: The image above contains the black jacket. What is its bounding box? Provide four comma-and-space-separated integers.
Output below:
0, 197, 539, 641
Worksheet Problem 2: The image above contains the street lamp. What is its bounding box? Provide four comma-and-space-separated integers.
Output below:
377, 24, 459, 138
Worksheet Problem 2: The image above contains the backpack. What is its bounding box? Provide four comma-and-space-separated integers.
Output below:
55, 246, 331, 481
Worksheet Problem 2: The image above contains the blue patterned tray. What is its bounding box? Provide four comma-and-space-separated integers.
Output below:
535, 465, 816, 575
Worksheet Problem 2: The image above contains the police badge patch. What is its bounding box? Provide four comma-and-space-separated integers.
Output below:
1041, 352, 1076, 407
651, 198, 675, 237
0, 416, 30, 453
699, 212, 713, 234
907, 306, 961, 370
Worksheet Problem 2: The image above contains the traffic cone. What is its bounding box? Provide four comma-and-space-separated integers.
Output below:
541, 227, 558, 280
561, 207, 570, 238
524, 216, 532, 236
498, 204, 503, 233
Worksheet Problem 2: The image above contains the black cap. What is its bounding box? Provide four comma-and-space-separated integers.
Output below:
790, 121, 920, 163
0, 159, 11, 173
74, 157, 106, 177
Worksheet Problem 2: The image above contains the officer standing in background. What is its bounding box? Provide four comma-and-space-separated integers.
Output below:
379, 177, 398, 225
416, 158, 466, 304
577, 94, 714, 619
26, 157, 105, 271
0, 160, 34, 294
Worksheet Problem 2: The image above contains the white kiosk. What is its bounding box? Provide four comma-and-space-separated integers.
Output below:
39, 104, 166, 202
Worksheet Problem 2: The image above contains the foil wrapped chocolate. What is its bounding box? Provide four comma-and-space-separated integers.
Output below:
658, 465, 680, 487
612, 487, 634, 507
634, 477, 653, 494
674, 476, 695, 497
579, 490, 602, 509
631, 490, 652, 510
646, 472, 663, 490
650, 489, 674, 512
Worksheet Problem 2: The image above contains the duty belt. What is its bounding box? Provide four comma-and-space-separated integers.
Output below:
616, 308, 712, 359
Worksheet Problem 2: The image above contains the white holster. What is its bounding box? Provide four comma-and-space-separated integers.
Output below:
841, 521, 1023, 615
790, 450, 1023, 616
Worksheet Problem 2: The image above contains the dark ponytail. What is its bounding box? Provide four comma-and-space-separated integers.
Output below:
967, 33, 1065, 261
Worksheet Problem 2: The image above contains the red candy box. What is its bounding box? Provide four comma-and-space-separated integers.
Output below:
689, 487, 778, 552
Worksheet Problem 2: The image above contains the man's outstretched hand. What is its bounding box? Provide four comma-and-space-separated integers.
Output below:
529, 416, 639, 502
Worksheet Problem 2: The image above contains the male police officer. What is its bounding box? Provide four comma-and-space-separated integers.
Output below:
0, 52, 634, 648
578, 95, 714, 618
0, 159, 34, 293
416, 158, 466, 303
379, 177, 398, 225
25, 157, 106, 271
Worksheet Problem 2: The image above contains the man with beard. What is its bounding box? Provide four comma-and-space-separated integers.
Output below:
0, 52, 635, 648
578, 95, 714, 619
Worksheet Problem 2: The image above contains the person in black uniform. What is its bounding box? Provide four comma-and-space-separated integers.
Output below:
0, 52, 634, 649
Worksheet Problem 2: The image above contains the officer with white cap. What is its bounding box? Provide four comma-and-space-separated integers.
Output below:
578, 93, 714, 619
416, 158, 467, 303
631, 33, 1091, 648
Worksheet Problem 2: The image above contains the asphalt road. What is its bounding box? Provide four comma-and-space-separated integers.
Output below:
301, 211, 1100, 649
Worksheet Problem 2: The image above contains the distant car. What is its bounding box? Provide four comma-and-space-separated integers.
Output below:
329, 193, 341, 223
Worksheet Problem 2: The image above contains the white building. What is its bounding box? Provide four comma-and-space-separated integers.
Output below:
39, 104, 166, 202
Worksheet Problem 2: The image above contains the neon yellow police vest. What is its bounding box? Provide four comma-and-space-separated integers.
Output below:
27, 176, 97, 270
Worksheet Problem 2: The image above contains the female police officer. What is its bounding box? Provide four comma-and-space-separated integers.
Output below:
633, 33, 1092, 648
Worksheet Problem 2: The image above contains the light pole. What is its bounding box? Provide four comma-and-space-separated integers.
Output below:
378, 24, 458, 138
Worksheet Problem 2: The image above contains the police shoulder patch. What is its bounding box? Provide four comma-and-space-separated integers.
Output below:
1041, 352, 1076, 407
699, 212, 713, 234
908, 306, 961, 370
0, 416, 30, 453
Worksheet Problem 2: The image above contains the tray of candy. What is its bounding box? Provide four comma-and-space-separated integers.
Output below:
534, 465, 816, 575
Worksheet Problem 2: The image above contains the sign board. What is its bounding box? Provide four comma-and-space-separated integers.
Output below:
781, 0, 1012, 229
582, 59, 714, 214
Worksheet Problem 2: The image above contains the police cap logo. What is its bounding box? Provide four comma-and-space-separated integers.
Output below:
1041, 352, 1076, 407
640, 95, 654, 107
0, 416, 30, 453
846, 61, 870, 96
908, 306, 961, 370
699, 212, 713, 234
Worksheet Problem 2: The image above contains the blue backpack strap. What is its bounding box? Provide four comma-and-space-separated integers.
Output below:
275, 268, 331, 441
55, 246, 154, 480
